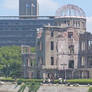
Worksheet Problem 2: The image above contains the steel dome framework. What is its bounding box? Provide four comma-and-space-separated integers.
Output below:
56, 4, 86, 18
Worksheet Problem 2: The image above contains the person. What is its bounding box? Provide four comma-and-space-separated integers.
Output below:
59, 78, 62, 84
64, 79, 66, 84
48, 78, 51, 83
43, 79, 46, 84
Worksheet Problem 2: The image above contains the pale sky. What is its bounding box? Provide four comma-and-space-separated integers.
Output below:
0, 0, 92, 32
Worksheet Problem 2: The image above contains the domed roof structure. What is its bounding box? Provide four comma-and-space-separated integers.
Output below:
56, 4, 86, 18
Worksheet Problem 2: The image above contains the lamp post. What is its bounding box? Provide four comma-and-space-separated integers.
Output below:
72, 66, 77, 79
61, 64, 67, 79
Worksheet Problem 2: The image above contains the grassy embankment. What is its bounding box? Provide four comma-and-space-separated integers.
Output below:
88, 87, 92, 92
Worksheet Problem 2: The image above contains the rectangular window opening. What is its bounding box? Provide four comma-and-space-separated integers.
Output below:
51, 41, 54, 50
69, 60, 74, 68
51, 31, 54, 37
51, 57, 54, 65
68, 32, 73, 38
69, 45, 74, 54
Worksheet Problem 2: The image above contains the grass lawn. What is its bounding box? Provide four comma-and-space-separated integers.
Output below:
88, 87, 92, 92
67, 79, 92, 85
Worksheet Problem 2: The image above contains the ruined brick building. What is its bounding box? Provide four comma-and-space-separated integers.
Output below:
22, 4, 92, 79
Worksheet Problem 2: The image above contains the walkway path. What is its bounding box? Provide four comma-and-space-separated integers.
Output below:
38, 84, 89, 92
0, 83, 89, 92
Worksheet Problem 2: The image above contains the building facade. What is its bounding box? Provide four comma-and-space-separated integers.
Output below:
78, 32, 92, 78
35, 4, 92, 79
36, 21, 86, 79
0, 2, 91, 79
21, 4, 92, 79
0, 16, 54, 46
21, 45, 36, 78
19, 0, 38, 16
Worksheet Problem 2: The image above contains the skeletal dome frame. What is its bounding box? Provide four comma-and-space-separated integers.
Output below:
56, 4, 86, 18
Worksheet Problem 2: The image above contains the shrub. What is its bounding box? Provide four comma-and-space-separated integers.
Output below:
0, 77, 15, 82
18, 82, 41, 92
17, 79, 23, 85
67, 79, 92, 85
17, 79, 42, 85
53, 80, 59, 84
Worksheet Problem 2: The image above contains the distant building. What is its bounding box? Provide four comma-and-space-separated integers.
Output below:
0, 0, 56, 47
19, 0, 38, 16
0, 16, 54, 46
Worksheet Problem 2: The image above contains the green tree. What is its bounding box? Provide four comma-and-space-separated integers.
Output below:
0, 46, 22, 78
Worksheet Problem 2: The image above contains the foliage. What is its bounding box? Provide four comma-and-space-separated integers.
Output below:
67, 79, 92, 85
0, 77, 15, 82
17, 79, 92, 85
30, 48, 35, 53
17, 79, 42, 84
0, 46, 22, 78
17, 79, 23, 85
18, 82, 41, 92
88, 87, 92, 92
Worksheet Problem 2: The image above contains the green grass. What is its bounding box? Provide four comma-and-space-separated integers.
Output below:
1, 77, 92, 85
17, 79, 43, 82
17, 79, 42, 85
0, 78, 43, 83
18, 82, 41, 92
88, 87, 92, 92
67, 79, 92, 85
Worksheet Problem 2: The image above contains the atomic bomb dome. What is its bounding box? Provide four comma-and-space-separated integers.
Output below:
56, 4, 86, 18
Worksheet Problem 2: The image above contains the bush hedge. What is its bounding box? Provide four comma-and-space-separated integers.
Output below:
17, 79, 43, 85
0, 78, 43, 83
17, 79, 43, 82
0, 77, 15, 82
1, 78, 92, 85
67, 79, 92, 85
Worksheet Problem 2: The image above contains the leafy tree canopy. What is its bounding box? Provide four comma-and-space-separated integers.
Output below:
0, 46, 22, 78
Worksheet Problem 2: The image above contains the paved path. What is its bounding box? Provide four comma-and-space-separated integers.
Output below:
0, 83, 89, 92
0, 84, 19, 92
38, 84, 89, 92
0, 82, 28, 92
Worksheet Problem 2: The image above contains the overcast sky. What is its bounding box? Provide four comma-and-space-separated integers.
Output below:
0, 0, 92, 32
